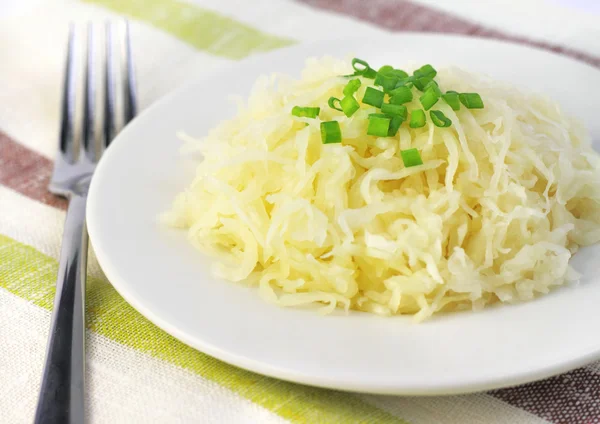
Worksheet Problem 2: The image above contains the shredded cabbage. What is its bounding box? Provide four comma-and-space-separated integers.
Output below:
163, 57, 600, 321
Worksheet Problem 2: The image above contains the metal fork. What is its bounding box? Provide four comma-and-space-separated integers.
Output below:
35, 22, 137, 424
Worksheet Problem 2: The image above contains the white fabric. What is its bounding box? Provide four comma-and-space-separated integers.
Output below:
411, 0, 600, 58
0, 290, 287, 424
1, 0, 597, 422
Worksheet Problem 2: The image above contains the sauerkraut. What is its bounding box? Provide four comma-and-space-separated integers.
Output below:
163, 57, 600, 321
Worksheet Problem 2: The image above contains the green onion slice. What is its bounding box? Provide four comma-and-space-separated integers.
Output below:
343, 79, 361, 96
363, 67, 377, 79
341, 95, 360, 117
291, 106, 320, 119
349, 58, 377, 79
442, 92, 460, 111
459, 93, 484, 109
430, 110, 452, 127
375, 66, 408, 92
409, 109, 426, 128
388, 115, 405, 137
424, 81, 442, 97
321, 121, 342, 144
420, 87, 440, 110
390, 69, 409, 79
413, 64, 437, 79
389, 86, 413, 104
413, 76, 433, 91
381, 103, 407, 119
380, 76, 399, 93
351, 58, 370, 73
367, 115, 391, 137
328, 97, 343, 112
362, 87, 385, 108
374, 73, 399, 93
401, 148, 424, 167
395, 78, 414, 89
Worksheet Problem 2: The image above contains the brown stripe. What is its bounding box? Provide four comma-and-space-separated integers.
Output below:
297, 0, 600, 69
0, 131, 66, 210
491, 367, 600, 423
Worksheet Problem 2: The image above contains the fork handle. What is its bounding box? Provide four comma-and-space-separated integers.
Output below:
35, 194, 87, 424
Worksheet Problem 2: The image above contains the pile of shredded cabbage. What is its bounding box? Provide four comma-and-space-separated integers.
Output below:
163, 57, 600, 321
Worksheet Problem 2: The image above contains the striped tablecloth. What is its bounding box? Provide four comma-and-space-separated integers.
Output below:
1, 1, 599, 422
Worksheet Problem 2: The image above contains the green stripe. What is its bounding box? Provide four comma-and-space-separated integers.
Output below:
82, 0, 295, 59
0, 234, 405, 424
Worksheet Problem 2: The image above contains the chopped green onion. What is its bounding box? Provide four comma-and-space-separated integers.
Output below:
395, 78, 414, 89
343, 79, 361, 96
413, 64, 437, 79
459, 93, 484, 109
401, 148, 423, 167
382, 76, 400, 92
381, 103, 407, 119
362, 87, 385, 108
351, 58, 370, 73
350, 58, 376, 79
367, 115, 391, 137
389, 86, 413, 104
341, 95, 360, 117
374, 67, 399, 92
389, 96, 410, 105
390, 69, 409, 79
410, 110, 426, 128
430, 110, 452, 127
388, 115, 405, 137
419, 87, 440, 110
328, 97, 343, 112
321, 121, 342, 144
442, 92, 460, 111
413, 76, 433, 91
368, 113, 388, 118
363, 67, 377, 79
424, 81, 442, 97
291, 106, 320, 119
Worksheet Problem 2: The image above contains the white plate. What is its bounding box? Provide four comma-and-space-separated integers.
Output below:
87, 34, 600, 395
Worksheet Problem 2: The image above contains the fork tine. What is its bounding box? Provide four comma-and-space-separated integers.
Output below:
103, 21, 116, 148
123, 20, 137, 124
82, 23, 96, 162
59, 24, 76, 163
